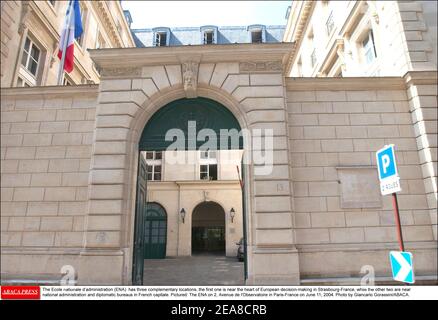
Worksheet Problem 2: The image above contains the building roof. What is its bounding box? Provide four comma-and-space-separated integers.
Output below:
132, 25, 285, 47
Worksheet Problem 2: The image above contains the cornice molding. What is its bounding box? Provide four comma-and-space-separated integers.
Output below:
285, 1, 315, 73
285, 77, 406, 91
1, 84, 99, 98
90, 43, 295, 71
92, 1, 123, 48
403, 71, 438, 86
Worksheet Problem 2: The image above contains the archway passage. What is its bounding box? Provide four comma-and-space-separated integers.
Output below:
192, 202, 225, 254
144, 202, 167, 259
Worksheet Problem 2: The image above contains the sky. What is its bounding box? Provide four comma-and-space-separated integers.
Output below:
121, 1, 291, 29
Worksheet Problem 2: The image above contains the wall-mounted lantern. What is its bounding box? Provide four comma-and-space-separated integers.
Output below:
230, 208, 236, 223
180, 208, 186, 223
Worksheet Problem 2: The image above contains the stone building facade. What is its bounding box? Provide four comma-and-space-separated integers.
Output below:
1, 0, 134, 87
0, 1, 437, 285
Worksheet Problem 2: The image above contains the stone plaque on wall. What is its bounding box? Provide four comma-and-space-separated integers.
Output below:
337, 167, 382, 209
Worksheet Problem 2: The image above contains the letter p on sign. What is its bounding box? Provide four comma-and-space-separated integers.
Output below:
376, 145, 397, 180
381, 154, 391, 174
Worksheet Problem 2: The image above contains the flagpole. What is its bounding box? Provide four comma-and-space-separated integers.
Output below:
57, 1, 73, 85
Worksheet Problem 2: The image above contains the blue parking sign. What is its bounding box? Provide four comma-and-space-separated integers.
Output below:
376, 145, 397, 180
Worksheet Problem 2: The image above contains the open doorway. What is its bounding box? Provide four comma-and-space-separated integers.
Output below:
192, 202, 225, 255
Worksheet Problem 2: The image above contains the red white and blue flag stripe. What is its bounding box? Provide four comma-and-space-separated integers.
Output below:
57, 0, 83, 73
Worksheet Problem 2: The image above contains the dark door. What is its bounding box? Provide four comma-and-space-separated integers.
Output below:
132, 153, 147, 285
192, 227, 225, 253
144, 203, 167, 259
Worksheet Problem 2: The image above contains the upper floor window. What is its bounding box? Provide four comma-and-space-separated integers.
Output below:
145, 151, 162, 181
204, 31, 214, 44
326, 11, 335, 36
199, 150, 217, 181
200, 26, 218, 45
21, 37, 41, 77
248, 25, 266, 44
363, 30, 377, 64
76, 3, 87, 47
17, 77, 31, 87
153, 28, 170, 47
155, 32, 167, 46
63, 73, 73, 86
251, 31, 263, 43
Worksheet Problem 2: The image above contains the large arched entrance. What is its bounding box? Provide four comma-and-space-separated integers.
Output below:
192, 202, 225, 254
132, 97, 247, 285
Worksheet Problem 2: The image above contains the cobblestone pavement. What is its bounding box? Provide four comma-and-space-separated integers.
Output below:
143, 254, 244, 285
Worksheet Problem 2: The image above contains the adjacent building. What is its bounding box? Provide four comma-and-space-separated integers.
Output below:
283, 0, 437, 77
0, 0, 135, 87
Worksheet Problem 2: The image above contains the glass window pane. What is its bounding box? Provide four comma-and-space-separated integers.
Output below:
209, 151, 216, 159
154, 173, 161, 181
200, 165, 208, 172
147, 173, 153, 180
200, 172, 208, 180
146, 152, 153, 159
30, 45, 40, 62
147, 165, 153, 173
24, 38, 31, 52
155, 165, 161, 173
21, 50, 29, 67
209, 164, 218, 180
29, 59, 38, 76
155, 151, 162, 160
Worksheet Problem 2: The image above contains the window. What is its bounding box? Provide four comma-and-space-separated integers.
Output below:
326, 11, 335, 36
248, 25, 266, 43
18, 36, 42, 87
310, 49, 317, 68
145, 151, 162, 181
48, 0, 56, 7
362, 30, 377, 64
21, 37, 40, 77
199, 150, 217, 180
63, 74, 72, 86
204, 31, 214, 44
17, 77, 31, 87
251, 31, 263, 43
76, 4, 87, 47
155, 32, 167, 46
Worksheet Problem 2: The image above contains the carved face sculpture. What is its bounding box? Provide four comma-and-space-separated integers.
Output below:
184, 69, 194, 90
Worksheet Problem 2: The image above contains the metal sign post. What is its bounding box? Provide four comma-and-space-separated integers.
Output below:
376, 144, 414, 283
391, 193, 405, 252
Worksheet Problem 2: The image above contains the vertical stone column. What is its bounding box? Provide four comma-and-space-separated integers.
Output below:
405, 71, 438, 240
233, 62, 299, 285
79, 71, 148, 285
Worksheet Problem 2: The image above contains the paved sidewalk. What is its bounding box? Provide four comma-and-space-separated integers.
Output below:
143, 254, 244, 285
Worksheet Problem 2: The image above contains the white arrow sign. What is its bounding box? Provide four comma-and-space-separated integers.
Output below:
389, 251, 415, 284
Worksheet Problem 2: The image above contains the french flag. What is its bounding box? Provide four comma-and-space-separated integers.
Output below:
57, 0, 83, 73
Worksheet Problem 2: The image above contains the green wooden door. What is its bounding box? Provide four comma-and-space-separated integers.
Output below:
144, 203, 167, 259
132, 153, 147, 285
